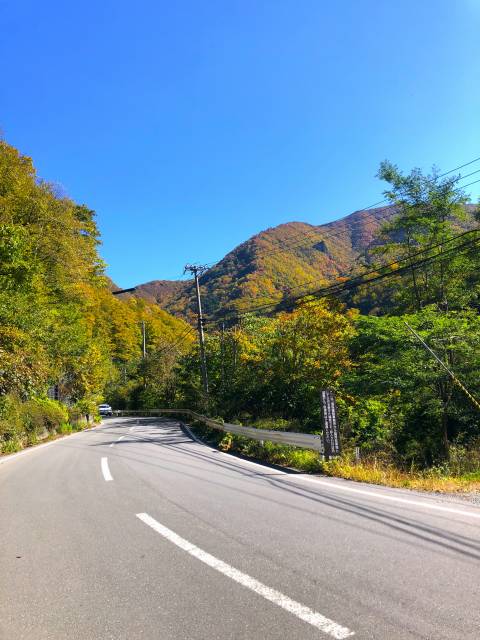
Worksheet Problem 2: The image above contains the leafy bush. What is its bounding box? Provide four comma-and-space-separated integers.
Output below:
251, 417, 294, 431
0, 394, 24, 452
1, 438, 22, 454
0, 393, 74, 455
67, 404, 87, 428
22, 398, 68, 434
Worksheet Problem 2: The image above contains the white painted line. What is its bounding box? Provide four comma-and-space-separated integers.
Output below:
136, 512, 354, 639
110, 435, 125, 448
182, 423, 480, 521
101, 457, 113, 482
0, 425, 103, 465
129, 427, 135, 432
289, 476, 480, 520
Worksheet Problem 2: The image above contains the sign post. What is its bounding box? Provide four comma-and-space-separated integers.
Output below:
321, 389, 341, 459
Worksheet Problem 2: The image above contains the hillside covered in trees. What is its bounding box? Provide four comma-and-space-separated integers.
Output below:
130, 203, 477, 320
0, 139, 192, 451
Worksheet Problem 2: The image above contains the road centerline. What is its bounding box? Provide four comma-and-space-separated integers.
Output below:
101, 457, 113, 482
136, 512, 354, 639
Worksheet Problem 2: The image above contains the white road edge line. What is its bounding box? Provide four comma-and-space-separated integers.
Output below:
0, 424, 104, 465
181, 423, 480, 520
136, 512, 354, 639
288, 475, 480, 520
101, 457, 113, 482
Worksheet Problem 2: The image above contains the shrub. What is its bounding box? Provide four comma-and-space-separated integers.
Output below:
1, 438, 22, 454
0, 394, 24, 453
251, 418, 291, 431
23, 398, 68, 434
67, 404, 84, 427
0, 394, 73, 454
58, 422, 73, 434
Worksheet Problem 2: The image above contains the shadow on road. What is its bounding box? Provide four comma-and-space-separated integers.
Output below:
86, 418, 480, 563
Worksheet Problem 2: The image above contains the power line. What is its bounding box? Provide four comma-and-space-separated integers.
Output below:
460, 177, 480, 190
214, 166, 480, 267
279, 181, 480, 298
204, 230, 480, 325
155, 325, 196, 357
197, 155, 480, 276
404, 321, 480, 412
195, 168, 480, 319
208, 227, 480, 320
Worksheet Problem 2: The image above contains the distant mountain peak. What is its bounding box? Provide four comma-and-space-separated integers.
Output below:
128, 204, 477, 319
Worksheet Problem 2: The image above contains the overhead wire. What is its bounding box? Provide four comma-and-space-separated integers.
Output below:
213, 165, 480, 266
225, 234, 480, 324
155, 325, 197, 357
197, 155, 480, 277
177, 154, 480, 329
277, 174, 480, 297
203, 229, 480, 326
197, 169, 480, 317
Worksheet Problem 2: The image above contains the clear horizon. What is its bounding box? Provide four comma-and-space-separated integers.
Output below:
2, 0, 479, 286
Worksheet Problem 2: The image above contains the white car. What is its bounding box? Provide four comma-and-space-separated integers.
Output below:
98, 403, 113, 416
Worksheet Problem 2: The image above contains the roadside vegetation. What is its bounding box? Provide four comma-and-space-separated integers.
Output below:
171, 163, 480, 493
0, 139, 191, 455
2, 137, 480, 494
0, 394, 93, 454
189, 422, 480, 494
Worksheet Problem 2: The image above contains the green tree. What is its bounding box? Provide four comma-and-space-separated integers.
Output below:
369, 161, 475, 312
346, 309, 480, 464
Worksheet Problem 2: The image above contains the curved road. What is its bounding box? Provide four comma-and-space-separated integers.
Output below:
1, 417, 479, 639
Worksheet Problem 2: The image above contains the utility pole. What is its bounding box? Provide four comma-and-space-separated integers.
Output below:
141, 320, 146, 358
221, 322, 225, 395
184, 264, 209, 395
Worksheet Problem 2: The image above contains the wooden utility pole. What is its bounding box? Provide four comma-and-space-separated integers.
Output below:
221, 321, 225, 394
184, 264, 209, 395
141, 320, 146, 358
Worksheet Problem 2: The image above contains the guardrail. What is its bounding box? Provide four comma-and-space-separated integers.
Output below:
112, 409, 325, 453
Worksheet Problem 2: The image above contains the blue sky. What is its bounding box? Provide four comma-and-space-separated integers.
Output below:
1, 0, 479, 286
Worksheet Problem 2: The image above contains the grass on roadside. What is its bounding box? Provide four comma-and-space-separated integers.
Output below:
323, 458, 480, 493
188, 421, 480, 494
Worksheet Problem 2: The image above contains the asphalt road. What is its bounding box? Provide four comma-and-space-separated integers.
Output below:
1, 417, 479, 639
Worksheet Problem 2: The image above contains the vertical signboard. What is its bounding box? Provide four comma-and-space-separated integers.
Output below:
321, 389, 341, 458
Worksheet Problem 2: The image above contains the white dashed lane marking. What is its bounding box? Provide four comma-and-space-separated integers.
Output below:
136, 512, 354, 639
101, 457, 113, 482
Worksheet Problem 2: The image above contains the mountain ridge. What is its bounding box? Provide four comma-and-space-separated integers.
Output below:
127, 204, 477, 319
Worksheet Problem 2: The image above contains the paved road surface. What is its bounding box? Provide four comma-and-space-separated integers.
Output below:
1, 417, 479, 639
